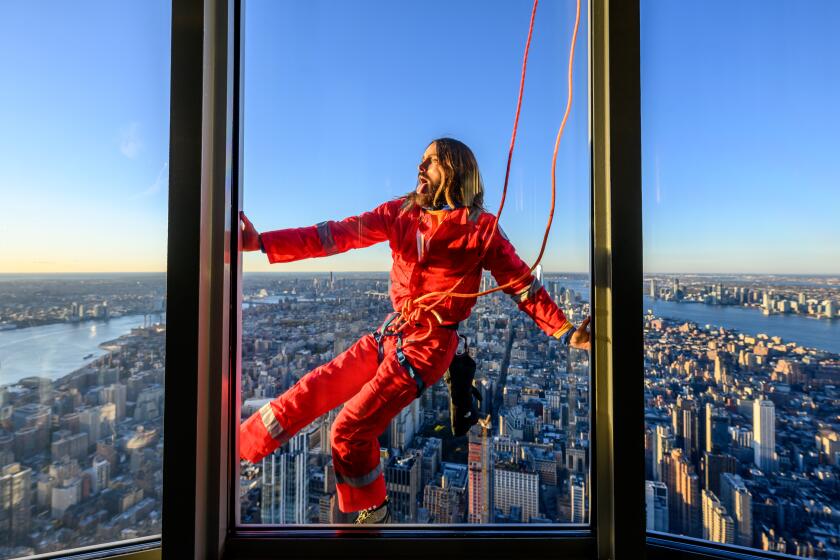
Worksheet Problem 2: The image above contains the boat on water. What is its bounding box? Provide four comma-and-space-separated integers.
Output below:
83, 353, 94, 360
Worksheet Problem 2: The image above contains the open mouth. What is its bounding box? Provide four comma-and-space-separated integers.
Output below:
417, 176, 430, 194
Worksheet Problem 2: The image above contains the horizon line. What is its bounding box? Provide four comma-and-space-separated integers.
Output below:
1, 270, 839, 276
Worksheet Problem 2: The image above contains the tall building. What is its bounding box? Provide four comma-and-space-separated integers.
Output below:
662, 448, 701, 537
702, 490, 735, 544
493, 460, 539, 523
389, 399, 420, 452
705, 404, 730, 453
261, 432, 308, 524
645, 480, 669, 532
0, 463, 32, 544
649, 279, 656, 298
318, 407, 340, 456
468, 428, 493, 524
570, 476, 587, 524
713, 354, 732, 386
672, 397, 700, 463
701, 451, 737, 496
720, 473, 753, 547
653, 424, 674, 482
385, 453, 420, 523
423, 464, 467, 524
752, 399, 776, 472
103, 383, 127, 421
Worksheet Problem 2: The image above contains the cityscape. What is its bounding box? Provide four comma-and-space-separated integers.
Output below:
643, 275, 840, 557
238, 272, 592, 525
0, 275, 165, 559
0, 272, 838, 558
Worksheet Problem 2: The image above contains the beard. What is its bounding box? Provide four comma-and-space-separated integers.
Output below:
414, 177, 443, 208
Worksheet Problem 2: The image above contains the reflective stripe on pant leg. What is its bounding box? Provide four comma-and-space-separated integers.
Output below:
335, 461, 383, 488
331, 334, 445, 513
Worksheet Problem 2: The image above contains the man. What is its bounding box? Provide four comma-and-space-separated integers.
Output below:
239, 137, 590, 524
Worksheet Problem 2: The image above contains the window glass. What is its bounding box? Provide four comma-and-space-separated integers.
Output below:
0, 2, 169, 557
239, 0, 591, 525
642, 1, 840, 555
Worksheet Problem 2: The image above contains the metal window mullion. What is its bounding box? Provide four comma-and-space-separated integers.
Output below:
591, 0, 644, 559
162, 0, 236, 559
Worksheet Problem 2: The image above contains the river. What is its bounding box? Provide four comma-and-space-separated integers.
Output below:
644, 296, 839, 354
0, 315, 163, 386
1, 283, 835, 387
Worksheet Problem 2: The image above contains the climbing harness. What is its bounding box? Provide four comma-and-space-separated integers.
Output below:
372, 312, 458, 398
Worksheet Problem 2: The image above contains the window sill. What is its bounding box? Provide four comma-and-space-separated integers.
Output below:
648, 533, 804, 560
227, 528, 593, 560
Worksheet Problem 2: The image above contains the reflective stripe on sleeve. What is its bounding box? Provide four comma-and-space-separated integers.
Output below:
510, 276, 542, 303
259, 403, 285, 441
552, 321, 575, 339
335, 461, 383, 488
316, 221, 338, 255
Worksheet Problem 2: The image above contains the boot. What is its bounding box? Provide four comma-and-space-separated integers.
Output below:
354, 497, 391, 524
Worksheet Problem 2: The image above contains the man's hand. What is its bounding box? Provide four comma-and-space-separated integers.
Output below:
240, 211, 261, 252
570, 316, 591, 351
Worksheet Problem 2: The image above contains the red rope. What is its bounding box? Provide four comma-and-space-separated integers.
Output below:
399, 0, 582, 339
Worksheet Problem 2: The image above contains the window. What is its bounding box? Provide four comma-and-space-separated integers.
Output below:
642, 1, 840, 557
0, 1, 169, 559
237, 0, 592, 527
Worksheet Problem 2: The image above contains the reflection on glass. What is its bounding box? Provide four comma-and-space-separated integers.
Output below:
642, 1, 840, 556
0, 1, 170, 557
239, 0, 591, 525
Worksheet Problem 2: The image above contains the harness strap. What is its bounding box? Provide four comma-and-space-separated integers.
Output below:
372, 313, 446, 398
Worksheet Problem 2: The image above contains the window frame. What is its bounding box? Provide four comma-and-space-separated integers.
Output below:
161, 0, 648, 558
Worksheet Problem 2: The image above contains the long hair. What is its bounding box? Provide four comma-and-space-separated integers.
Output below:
403, 138, 485, 211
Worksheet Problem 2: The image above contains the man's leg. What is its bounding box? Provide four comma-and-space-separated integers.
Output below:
332, 328, 457, 513
240, 333, 380, 463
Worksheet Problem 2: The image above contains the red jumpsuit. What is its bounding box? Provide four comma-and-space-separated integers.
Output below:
239, 198, 573, 513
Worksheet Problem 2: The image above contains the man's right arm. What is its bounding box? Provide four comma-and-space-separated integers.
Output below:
244, 200, 400, 264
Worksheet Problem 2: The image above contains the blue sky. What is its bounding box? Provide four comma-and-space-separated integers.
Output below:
0, 1, 171, 273
241, 0, 590, 273
1, 0, 837, 274
641, 0, 840, 274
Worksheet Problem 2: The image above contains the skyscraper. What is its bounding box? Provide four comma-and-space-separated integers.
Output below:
662, 448, 701, 537
645, 480, 669, 532
672, 397, 699, 463
261, 432, 309, 524
0, 463, 32, 544
570, 476, 587, 524
704, 404, 730, 454
493, 460, 539, 523
702, 489, 735, 544
752, 399, 776, 472
385, 453, 421, 523
701, 451, 737, 496
653, 424, 674, 482
720, 472, 753, 547
468, 428, 493, 524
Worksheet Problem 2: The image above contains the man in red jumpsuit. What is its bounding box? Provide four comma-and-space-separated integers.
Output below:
239, 138, 591, 524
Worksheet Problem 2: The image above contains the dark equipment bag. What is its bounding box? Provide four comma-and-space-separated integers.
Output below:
443, 336, 483, 437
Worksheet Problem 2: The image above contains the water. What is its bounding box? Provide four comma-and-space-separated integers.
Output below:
644, 296, 840, 354
0, 315, 162, 386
